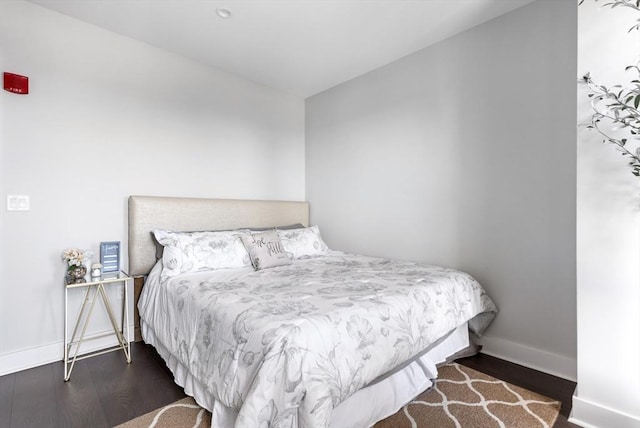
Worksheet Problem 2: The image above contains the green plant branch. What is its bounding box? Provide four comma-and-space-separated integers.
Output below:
589, 114, 638, 159
582, 70, 640, 175
580, 0, 640, 176
578, 0, 640, 31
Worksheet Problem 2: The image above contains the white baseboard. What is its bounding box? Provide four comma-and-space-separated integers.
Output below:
479, 335, 577, 381
570, 393, 640, 428
0, 325, 135, 376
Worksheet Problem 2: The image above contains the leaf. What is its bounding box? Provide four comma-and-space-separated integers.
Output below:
620, 2, 640, 11
635, 95, 640, 109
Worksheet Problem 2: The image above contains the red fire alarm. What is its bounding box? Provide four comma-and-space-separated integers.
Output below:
3, 72, 29, 95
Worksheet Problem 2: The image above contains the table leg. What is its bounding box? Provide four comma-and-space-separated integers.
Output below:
98, 284, 130, 362
64, 286, 68, 381
124, 278, 131, 363
64, 285, 99, 381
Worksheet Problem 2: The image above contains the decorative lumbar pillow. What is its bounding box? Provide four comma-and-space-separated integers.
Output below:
240, 230, 292, 270
277, 225, 329, 259
152, 229, 251, 280
152, 225, 304, 260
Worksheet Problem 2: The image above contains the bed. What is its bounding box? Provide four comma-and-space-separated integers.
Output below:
128, 195, 497, 428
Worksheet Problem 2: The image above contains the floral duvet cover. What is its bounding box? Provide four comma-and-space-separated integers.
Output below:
138, 251, 497, 428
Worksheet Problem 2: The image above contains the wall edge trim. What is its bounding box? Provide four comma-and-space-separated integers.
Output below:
480, 335, 577, 381
570, 393, 640, 428
0, 325, 135, 376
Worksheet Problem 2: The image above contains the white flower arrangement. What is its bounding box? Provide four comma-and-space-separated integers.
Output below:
61, 248, 93, 269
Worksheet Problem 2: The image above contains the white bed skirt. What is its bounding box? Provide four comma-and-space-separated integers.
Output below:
141, 320, 469, 428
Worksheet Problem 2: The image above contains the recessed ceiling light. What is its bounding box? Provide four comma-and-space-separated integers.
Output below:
216, 8, 232, 19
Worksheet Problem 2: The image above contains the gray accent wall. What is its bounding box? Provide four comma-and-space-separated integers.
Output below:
306, 0, 577, 375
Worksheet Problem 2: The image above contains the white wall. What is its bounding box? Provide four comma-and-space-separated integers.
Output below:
0, 0, 305, 374
573, 1, 640, 427
306, 0, 577, 380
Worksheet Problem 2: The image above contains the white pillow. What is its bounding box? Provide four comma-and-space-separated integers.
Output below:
277, 225, 329, 259
152, 229, 251, 280
241, 230, 292, 270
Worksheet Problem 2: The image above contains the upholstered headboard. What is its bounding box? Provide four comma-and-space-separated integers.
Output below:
128, 195, 310, 277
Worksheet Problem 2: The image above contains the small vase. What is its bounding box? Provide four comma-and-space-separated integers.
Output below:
67, 265, 87, 280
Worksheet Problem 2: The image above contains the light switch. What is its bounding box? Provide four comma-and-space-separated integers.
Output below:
7, 195, 30, 211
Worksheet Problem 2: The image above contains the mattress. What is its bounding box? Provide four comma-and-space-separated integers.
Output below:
138, 251, 496, 427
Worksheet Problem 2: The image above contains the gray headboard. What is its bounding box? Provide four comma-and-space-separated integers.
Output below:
128, 195, 310, 277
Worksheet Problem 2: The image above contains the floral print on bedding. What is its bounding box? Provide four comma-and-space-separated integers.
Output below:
153, 229, 251, 280
277, 225, 329, 259
138, 251, 497, 428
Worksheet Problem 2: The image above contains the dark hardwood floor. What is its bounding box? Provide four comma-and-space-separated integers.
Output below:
0, 343, 578, 427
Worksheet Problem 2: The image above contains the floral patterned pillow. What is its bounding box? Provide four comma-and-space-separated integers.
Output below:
277, 225, 329, 259
241, 230, 292, 270
153, 229, 251, 280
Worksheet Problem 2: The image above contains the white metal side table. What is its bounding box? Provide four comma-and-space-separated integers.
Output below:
63, 271, 132, 381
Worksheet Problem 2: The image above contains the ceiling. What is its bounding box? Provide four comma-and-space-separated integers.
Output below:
27, 0, 536, 98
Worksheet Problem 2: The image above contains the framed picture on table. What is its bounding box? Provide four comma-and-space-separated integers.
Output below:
100, 241, 120, 274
